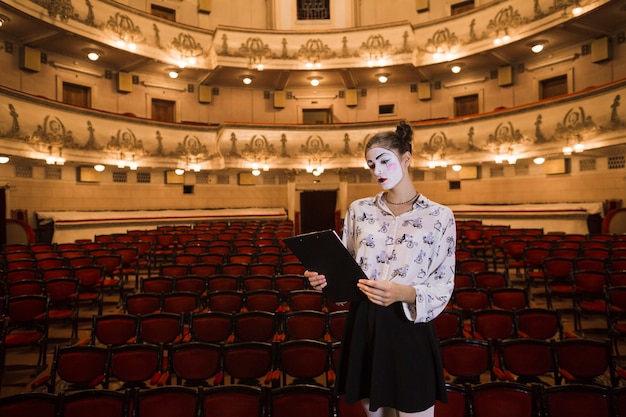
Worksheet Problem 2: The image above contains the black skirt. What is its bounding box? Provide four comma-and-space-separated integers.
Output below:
336, 300, 447, 413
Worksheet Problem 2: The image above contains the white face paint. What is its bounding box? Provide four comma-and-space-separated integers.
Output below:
366, 147, 404, 190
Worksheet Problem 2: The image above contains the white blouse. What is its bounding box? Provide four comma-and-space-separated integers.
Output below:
342, 192, 456, 323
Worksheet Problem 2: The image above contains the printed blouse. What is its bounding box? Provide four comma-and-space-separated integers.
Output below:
342, 192, 456, 323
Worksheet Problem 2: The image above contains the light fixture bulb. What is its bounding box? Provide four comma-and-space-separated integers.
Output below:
531, 44, 544, 53
533, 157, 545, 165
242, 77, 252, 85
94, 164, 105, 172
168, 70, 179, 79
128, 162, 138, 170
87, 51, 100, 61
377, 74, 389, 83
572, 6, 583, 16
310, 78, 320, 87
452, 165, 462, 172
573, 143, 585, 153
251, 169, 261, 176
174, 168, 185, 175
0, 156, 9, 164
0, 14, 11, 28
451, 65, 462, 74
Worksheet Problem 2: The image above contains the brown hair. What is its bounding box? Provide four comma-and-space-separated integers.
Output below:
364, 121, 413, 157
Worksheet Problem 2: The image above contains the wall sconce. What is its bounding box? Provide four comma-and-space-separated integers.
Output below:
174, 168, 185, 175
0, 14, 10, 27
308, 76, 322, 87
493, 32, 511, 46
529, 40, 548, 53
168, 68, 180, 79
94, 164, 105, 172
376, 73, 390, 83
83, 49, 102, 61
494, 148, 517, 164
533, 157, 545, 165
452, 164, 462, 172
428, 157, 447, 169
306, 160, 325, 176
450, 63, 464, 74
563, 136, 585, 155
45, 147, 65, 165
241, 75, 254, 85
251, 163, 261, 176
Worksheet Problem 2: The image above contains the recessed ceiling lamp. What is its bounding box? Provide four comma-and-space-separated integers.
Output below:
241, 75, 254, 85
376, 73, 390, 83
450, 63, 464, 74
529, 40, 548, 53
308, 76, 322, 87
83, 49, 102, 61
0, 14, 10, 28
168, 68, 179, 79
572, 3, 583, 16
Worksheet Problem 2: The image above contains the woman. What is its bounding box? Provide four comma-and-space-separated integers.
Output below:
305, 121, 456, 417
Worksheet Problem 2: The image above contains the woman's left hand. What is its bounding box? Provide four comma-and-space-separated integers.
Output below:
357, 279, 416, 306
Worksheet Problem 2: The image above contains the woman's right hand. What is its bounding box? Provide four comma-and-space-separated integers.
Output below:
304, 270, 327, 291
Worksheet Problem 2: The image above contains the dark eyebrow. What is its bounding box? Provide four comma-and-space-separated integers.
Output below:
375, 152, 392, 161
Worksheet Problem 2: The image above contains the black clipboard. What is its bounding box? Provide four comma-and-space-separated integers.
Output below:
282, 229, 366, 302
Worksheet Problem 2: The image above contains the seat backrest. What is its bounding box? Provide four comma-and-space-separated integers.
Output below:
134, 386, 199, 417
471, 381, 540, 417
233, 311, 278, 342
189, 311, 233, 343
542, 384, 611, 417
168, 342, 222, 386
0, 392, 59, 417
200, 385, 264, 417
60, 388, 130, 417
92, 314, 139, 346
514, 308, 563, 340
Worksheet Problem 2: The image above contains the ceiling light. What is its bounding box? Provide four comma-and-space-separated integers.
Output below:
308, 76, 322, 87
0, 156, 9, 163
94, 164, 105, 172
168, 69, 179, 79
0, 14, 10, 28
83, 49, 102, 61
241, 75, 254, 85
450, 64, 463, 74
529, 40, 548, 53
376, 73, 390, 83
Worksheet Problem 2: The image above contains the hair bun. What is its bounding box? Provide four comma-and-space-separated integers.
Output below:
395, 121, 413, 143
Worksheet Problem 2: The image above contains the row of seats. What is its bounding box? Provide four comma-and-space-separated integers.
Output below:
30, 339, 340, 393
440, 336, 624, 387
0, 384, 352, 417
78, 309, 347, 347
4, 380, 626, 417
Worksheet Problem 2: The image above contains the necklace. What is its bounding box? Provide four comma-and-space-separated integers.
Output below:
384, 192, 419, 205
